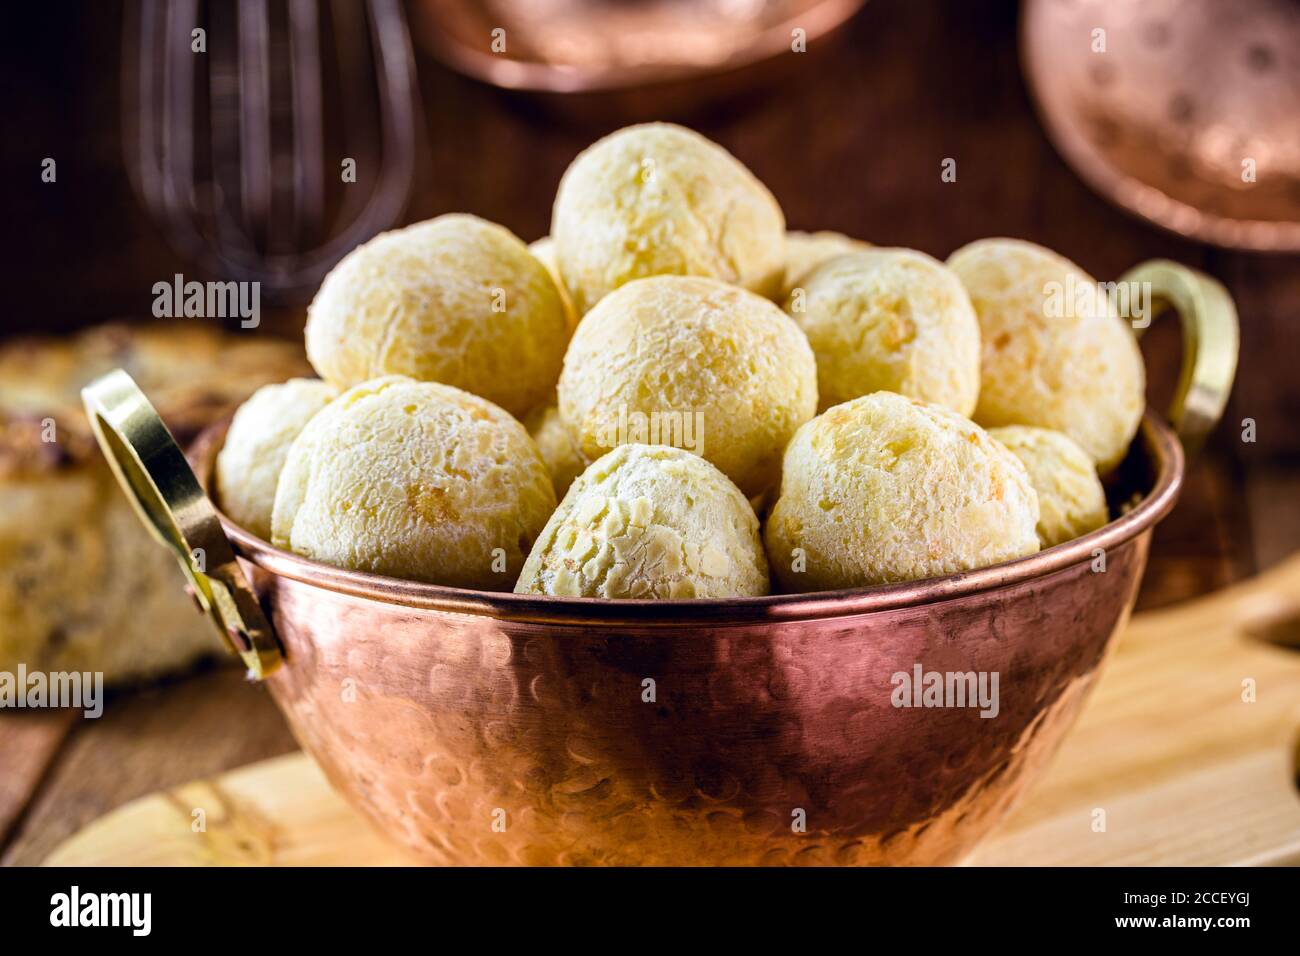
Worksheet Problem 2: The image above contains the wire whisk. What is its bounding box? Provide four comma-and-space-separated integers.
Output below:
122, 0, 422, 301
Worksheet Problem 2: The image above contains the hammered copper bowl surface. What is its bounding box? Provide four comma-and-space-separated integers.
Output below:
191, 414, 1182, 866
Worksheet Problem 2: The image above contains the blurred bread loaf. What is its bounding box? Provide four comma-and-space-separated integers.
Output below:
0, 322, 309, 684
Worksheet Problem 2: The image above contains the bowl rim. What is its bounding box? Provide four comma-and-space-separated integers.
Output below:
412, 0, 868, 95
192, 411, 1183, 627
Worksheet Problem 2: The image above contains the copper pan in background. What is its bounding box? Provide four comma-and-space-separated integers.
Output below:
1022, 0, 1300, 252
82, 260, 1237, 865
411, 0, 867, 121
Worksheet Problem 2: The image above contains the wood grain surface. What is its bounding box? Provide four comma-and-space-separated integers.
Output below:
971, 555, 1300, 866
1, 670, 297, 867
2, 0, 1297, 865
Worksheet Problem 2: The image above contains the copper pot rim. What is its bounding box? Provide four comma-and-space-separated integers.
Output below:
190, 410, 1183, 628
412, 0, 867, 95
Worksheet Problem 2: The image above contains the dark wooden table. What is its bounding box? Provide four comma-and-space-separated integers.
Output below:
2, 0, 1297, 865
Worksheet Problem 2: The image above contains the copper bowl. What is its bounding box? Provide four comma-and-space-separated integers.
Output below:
1022, 0, 1300, 251
413, 0, 867, 93
412, 0, 867, 121
83, 260, 1238, 865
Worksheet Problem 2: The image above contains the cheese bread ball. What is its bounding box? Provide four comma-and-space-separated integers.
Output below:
552, 123, 785, 314
558, 275, 818, 499
305, 214, 569, 418
786, 248, 981, 415
523, 402, 588, 499
272, 376, 556, 589
515, 444, 768, 599
215, 378, 339, 539
780, 230, 872, 299
765, 392, 1040, 591
947, 238, 1145, 472
528, 236, 578, 330
989, 425, 1108, 548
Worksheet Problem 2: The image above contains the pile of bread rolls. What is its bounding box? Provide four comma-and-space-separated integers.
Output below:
216, 123, 1143, 599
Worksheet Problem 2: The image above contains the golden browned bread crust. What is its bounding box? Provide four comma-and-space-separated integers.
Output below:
0, 322, 311, 477
0, 321, 309, 685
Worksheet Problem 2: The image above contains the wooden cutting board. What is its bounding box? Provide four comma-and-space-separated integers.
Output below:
44, 555, 1300, 866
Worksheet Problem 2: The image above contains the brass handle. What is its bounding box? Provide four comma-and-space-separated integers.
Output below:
81, 370, 282, 679
1119, 259, 1239, 457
